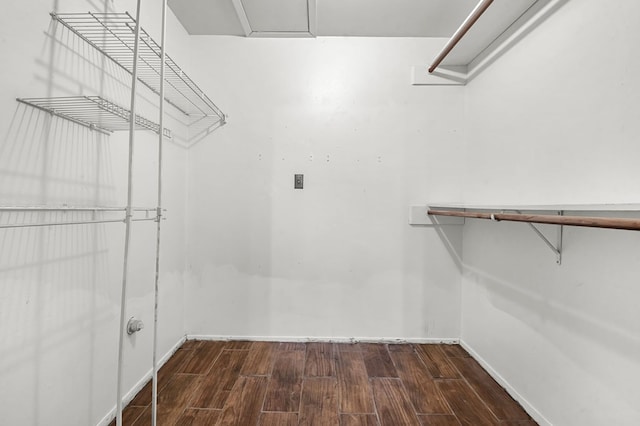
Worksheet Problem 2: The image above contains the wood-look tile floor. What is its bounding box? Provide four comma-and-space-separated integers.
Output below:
112, 341, 537, 426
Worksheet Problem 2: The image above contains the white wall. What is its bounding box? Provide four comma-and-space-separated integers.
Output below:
6, 1, 638, 425
462, 0, 640, 424
185, 37, 465, 340
0, 1, 189, 425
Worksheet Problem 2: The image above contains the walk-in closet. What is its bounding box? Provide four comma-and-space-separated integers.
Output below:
1, 0, 638, 425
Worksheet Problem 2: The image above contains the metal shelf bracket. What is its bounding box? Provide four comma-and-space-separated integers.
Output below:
513, 210, 563, 265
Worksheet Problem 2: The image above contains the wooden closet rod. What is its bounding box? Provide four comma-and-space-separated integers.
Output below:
428, 209, 640, 231
428, 0, 494, 73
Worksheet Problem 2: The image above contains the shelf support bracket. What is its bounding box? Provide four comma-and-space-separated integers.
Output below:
556, 211, 564, 265
513, 210, 563, 265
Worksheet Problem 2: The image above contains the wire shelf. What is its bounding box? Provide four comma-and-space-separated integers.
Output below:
51, 12, 226, 130
17, 96, 172, 137
0, 206, 158, 212
0, 205, 160, 229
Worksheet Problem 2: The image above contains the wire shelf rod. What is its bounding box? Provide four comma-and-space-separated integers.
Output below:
0, 216, 157, 230
116, 3, 142, 424
0, 218, 124, 229
0, 206, 158, 211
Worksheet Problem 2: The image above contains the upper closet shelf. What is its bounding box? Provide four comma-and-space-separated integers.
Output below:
427, 203, 640, 265
17, 96, 171, 137
50, 12, 226, 128
428, 203, 640, 212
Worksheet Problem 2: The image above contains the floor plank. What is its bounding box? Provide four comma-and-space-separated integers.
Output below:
132, 374, 200, 426
390, 351, 451, 415
129, 347, 195, 406
129, 407, 151, 426
189, 349, 249, 409
371, 378, 420, 426
388, 344, 415, 352
362, 344, 398, 378
180, 340, 204, 350
335, 351, 375, 414
175, 408, 223, 425
279, 342, 306, 351
299, 377, 339, 425
305, 342, 335, 377
129, 381, 155, 409
107, 405, 146, 426
450, 357, 530, 421
414, 345, 460, 379
218, 376, 269, 425
340, 414, 380, 425
158, 375, 201, 424
418, 414, 462, 426
177, 341, 226, 374
440, 345, 471, 358
262, 350, 305, 412
335, 342, 363, 352
241, 342, 278, 376
258, 412, 299, 426
436, 380, 497, 426
225, 340, 252, 350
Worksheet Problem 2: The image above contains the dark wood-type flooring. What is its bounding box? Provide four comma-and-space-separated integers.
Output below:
111, 341, 536, 426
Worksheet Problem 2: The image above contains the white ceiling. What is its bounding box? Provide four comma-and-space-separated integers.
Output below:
318, 0, 479, 37
168, 0, 540, 65
242, 0, 311, 33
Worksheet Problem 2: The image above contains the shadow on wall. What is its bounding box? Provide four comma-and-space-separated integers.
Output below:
185, 136, 276, 336
466, 0, 571, 82
458, 220, 640, 411
462, 261, 640, 361
0, 222, 119, 424
34, 6, 194, 147
0, 1, 131, 423
430, 214, 640, 364
430, 219, 464, 272
0, 105, 123, 426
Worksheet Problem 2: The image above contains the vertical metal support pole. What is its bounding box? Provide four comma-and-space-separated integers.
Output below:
116, 1, 142, 425
557, 211, 564, 265
151, 1, 167, 425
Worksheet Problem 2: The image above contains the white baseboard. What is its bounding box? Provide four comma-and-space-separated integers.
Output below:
186, 334, 459, 345
96, 335, 187, 426
460, 339, 552, 426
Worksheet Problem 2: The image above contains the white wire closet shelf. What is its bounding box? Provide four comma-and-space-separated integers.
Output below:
0, 206, 160, 229
50, 12, 226, 131
17, 96, 171, 137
